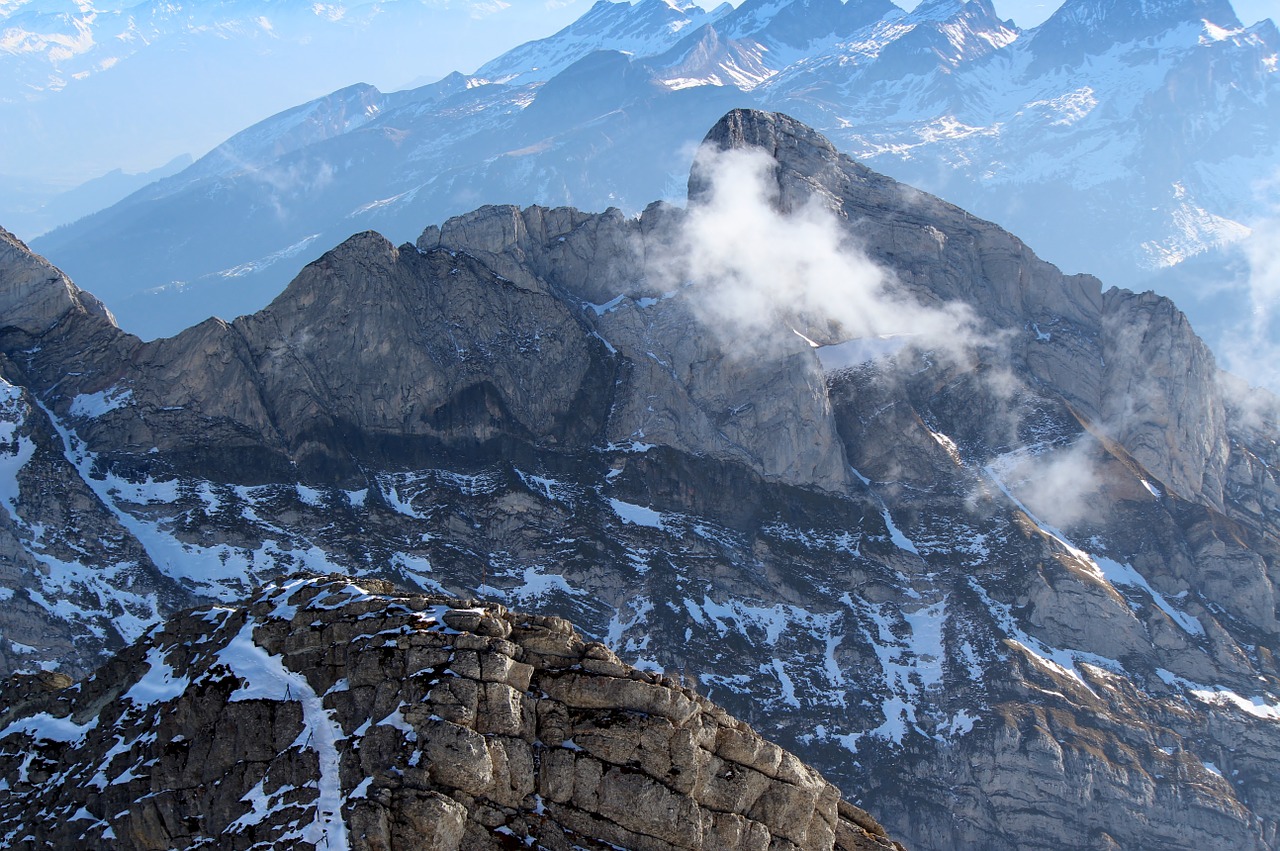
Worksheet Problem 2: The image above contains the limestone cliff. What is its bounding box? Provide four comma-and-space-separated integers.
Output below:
0, 573, 901, 851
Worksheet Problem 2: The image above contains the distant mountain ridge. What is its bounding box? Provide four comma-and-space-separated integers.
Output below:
476, 0, 730, 85
0, 0, 594, 189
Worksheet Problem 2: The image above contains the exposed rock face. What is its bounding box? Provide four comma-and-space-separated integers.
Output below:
0, 574, 901, 851
2, 110, 1280, 850
0, 228, 110, 336
421, 200, 854, 493
692, 110, 1234, 510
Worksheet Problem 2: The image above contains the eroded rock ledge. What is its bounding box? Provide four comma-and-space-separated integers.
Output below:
0, 573, 904, 851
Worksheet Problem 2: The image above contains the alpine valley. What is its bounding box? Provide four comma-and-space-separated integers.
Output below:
4, 106, 1280, 850
21, 0, 1280, 389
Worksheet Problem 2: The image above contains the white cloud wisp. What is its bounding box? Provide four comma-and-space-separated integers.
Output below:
678, 146, 979, 361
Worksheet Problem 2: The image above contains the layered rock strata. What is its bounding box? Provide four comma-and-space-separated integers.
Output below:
0, 573, 901, 851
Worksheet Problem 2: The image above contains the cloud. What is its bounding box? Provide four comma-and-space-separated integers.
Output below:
1001, 439, 1104, 531
672, 143, 1132, 529
1214, 168, 1280, 395
244, 158, 337, 221
1220, 218, 1280, 388
674, 146, 979, 361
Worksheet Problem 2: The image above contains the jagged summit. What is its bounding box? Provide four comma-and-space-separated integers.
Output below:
1029, 0, 1243, 63
0, 572, 904, 851
0, 224, 115, 338
689, 108, 841, 203
712, 0, 896, 46
906, 0, 997, 24
476, 0, 719, 85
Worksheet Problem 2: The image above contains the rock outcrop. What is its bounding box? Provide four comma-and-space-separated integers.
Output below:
0, 227, 115, 338
0, 573, 902, 851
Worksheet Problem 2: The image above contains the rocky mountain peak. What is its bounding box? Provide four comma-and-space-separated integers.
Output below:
716, 0, 899, 46
475, 0, 718, 84
690, 108, 1232, 509
0, 225, 115, 340
0, 572, 905, 851
905, 0, 997, 24
176, 81, 388, 190
883, 0, 1019, 72
1030, 0, 1243, 65
689, 108, 844, 209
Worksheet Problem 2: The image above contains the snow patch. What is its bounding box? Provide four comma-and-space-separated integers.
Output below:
122, 644, 190, 708
217, 619, 350, 849
1094, 556, 1204, 636
296, 484, 325, 507
609, 498, 666, 529
68, 387, 133, 419
815, 335, 913, 370
0, 711, 97, 745
880, 505, 919, 554
515, 468, 576, 503
486, 564, 586, 607
1157, 671, 1280, 722
217, 234, 323, 279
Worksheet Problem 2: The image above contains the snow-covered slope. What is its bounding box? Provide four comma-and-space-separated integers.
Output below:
475, 0, 727, 86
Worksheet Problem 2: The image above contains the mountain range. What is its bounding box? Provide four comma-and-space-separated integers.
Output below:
0, 0, 595, 236
20, 0, 1280, 393
3, 108, 1280, 849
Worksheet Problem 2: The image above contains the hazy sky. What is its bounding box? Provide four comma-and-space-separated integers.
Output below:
835, 0, 1272, 29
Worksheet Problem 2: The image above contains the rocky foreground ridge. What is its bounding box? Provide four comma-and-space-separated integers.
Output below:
3, 109, 1280, 849
0, 573, 901, 851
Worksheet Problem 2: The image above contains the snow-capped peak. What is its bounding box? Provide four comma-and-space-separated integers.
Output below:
905, 0, 993, 25
1031, 0, 1243, 62
475, 0, 723, 85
